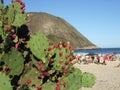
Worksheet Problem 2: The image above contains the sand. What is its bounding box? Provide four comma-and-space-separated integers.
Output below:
74, 60, 120, 90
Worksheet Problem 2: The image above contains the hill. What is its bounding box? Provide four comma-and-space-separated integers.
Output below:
27, 12, 98, 49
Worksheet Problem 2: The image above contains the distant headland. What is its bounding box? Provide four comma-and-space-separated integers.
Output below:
27, 12, 99, 49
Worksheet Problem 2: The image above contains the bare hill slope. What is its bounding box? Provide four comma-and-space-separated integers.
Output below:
27, 12, 98, 49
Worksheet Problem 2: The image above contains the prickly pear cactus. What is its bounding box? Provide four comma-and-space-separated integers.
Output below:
0, 0, 27, 51
0, 1, 7, 43
0, 73, 12, 90
53, 47, 66, 71
7, 2, 15, 25
42, 81, 56, 90
62, 68, 83, 90
12, 13, 26, 27
7, 1, 26, 26
1, 48, 24, 76
18, 67, 42, 90
51, 42, 74, 73
82, 72, 96, 88
29, 32, 49, 62
0, 1, 96, 90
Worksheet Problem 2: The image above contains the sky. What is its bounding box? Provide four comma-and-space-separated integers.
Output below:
4, 0, 120, 48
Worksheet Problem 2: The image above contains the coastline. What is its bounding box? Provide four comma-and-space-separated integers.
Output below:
74, 46, 100, 50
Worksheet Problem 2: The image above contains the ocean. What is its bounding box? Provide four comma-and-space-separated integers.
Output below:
74, 48, 120, 55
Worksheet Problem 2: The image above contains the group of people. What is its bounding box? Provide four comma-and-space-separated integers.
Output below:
74, 53, 120, 65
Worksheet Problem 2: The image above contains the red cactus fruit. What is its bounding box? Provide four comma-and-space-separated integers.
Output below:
16, 0, 21, 3
26, 79, 31, 85
41, 68, 45, 72
6, 27, 12, 32
59, 59, 63, 64
63, 69, 69, 74
37, 66, 42, 71
63, 82, 67, 87
59, 52, 63, 57
62, 42, 67, 47
56, 86, 60, 90
5, 66, 10, 73
21, 2, 25, 6
70, 55, 76, 61
12, 34, 16, 38
20, 5, 25, 9
70, 57, 73, 61
49, 41, 54, 46
43, 71, 50, 76
61, 66, 65, 70
47, 48, 52, 52
66, 53, 70, 58
21, 9, 24, 14
15, 43, 19, 49
49, 58, 54, 63
55, 44, 59, 48
65, 61, 69, 65
20, 1, 25, 6
37, 85, 41, 90
40, 74, 44, 79
38, 61, 43, 66
69, 46, 73, 51
57, 80, 61, 86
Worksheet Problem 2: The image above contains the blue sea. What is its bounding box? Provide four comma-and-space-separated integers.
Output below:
74, 48, 120, 55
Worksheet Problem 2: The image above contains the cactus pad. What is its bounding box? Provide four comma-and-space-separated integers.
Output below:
0, 73, 12, 90
29, 32, 49, 61
82, 72, 96, 87
18, 67, 42, 90
1, 48, 24, 76
42, 81, 56, 90
12, 14, 26, 27
62, 68, 82, 90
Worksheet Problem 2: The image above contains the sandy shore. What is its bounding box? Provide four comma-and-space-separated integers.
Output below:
74, 60, 120, 90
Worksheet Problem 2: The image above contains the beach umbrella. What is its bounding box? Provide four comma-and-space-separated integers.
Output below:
104, 54, 110, 61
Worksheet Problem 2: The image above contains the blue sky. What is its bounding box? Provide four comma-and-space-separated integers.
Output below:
4, 0, 120, 48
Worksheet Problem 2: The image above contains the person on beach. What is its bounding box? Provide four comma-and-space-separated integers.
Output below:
81, 55, 87, 64
99, 55, 106, 65
93, 55, 99, 64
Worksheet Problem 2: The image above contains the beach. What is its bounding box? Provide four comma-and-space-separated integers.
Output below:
74, 60, 120, 90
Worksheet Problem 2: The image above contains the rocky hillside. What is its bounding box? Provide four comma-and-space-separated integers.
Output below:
27, 12, 98, 49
